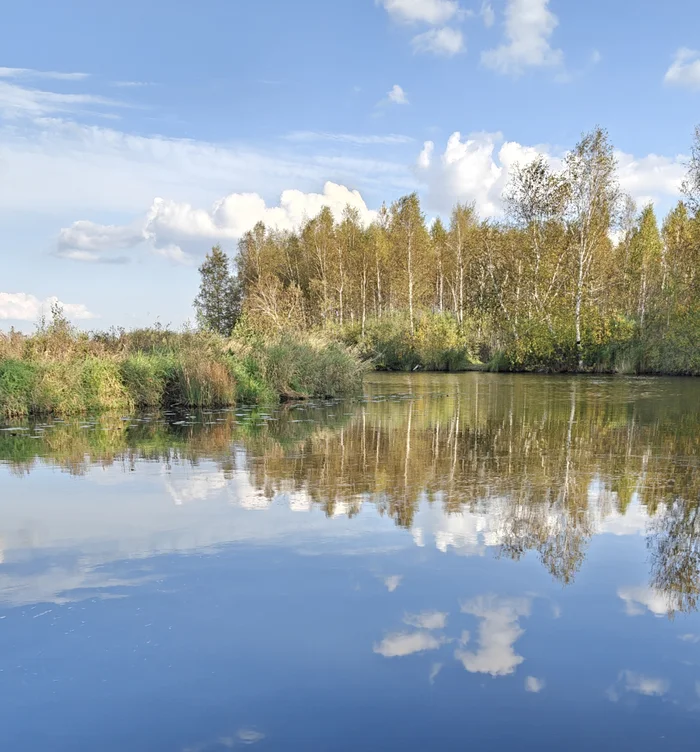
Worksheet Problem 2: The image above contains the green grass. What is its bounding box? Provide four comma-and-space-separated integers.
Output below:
0, 326, 367, 419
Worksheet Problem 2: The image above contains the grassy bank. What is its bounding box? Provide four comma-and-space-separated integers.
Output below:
0, 319, 367, 419
339, 309, 700, 376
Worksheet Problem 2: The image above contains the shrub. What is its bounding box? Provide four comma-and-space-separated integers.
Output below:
120, 353, 173, 407
0, 359, 37, 418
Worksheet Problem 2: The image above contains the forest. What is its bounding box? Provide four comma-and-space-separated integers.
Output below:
197, 125, 700, 374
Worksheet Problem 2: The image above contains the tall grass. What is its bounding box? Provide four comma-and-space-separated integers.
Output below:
0, 320, 366, 419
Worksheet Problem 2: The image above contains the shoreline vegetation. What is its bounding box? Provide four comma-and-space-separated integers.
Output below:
0, 315, 367, 419
2, 125, 700, 418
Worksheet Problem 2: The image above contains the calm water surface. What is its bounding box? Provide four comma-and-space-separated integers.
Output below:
1, 373, 699, 751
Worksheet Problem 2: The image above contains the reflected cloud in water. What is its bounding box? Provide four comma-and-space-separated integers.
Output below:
455, 596, 531, 677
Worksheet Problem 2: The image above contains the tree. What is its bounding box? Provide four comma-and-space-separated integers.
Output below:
504, 156, 569, 325
681, 124, 700, 214
194, 245, 241, 336
389, 194, 430, 335
629, 204, 663, 327
564, 127, 620, 368
430, 217, 448, 313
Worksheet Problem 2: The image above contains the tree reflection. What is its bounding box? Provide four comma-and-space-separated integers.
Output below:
1, 374, 698, 612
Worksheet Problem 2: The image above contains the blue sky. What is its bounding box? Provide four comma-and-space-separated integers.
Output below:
1, 0, 699, 330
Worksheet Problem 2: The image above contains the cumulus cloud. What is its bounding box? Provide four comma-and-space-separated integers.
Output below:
0, 292, 96, 322
525, 676, 545, 693
416, 131, 546, 216
56, 181, 378, 263
384, 575, 403, 592
618, 586, 675, 617
616, 151, 685, 206
404, 610, 448, 630
374, 631, 444, 657
57, 220, 145, 261
455, 595, 531, 676
412, 27, 465, 56
387, 84, 410, 104
379, 0, 460, 25
482, 0, 563, 76
416, 131, 686, 218
664, 48, 700, 90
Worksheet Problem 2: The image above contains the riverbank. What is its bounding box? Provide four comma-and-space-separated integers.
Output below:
0, 323, 367, 419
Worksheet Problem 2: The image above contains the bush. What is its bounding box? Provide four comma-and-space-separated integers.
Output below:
120, 353, 173, 407
0, 359, 37, 418
414, 313, 472, 371
0, 324, 368, 417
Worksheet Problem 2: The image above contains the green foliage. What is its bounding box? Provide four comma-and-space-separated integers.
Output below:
0, 360, 37, 418
344, 312, 473, 372
414, 313, 473, 371
252, 335, 367, 398
120, 353, 173, 407
194, 245, 241, 336
0, 323, 366, 418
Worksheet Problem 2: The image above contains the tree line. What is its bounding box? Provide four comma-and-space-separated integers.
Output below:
195, 126, 700, 373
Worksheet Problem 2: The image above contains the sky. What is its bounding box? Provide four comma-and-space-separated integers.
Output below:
1, 0, 699, 330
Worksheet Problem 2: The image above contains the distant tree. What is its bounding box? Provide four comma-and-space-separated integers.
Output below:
564, 127, 620, 368
681, 124, 700, 214
629, 204, 663, 327
194, 245, 241, 336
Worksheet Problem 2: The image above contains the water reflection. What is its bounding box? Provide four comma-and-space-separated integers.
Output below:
2, 374, 698, 615
1, 373, 700, 751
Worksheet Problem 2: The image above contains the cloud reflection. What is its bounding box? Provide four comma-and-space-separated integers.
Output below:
455, 596, 531, 677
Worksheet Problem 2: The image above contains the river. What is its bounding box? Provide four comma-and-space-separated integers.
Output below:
1, 372, 699, 751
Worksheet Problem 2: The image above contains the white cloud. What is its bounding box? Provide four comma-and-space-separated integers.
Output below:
679, 633, 700, 644
374, 631, 444, 657
616, 151, 686, 205
416, 132, 686, 218
384, 574, 403, 592
0, 292, 96, 322
664, 48, 700, 90
379, 0, 459, 25
57, 220, 145, 259
387, 84, 409, 104
455, 595, 531, 676
404, 610, 448, 630
481, 1, 495, 27
481, 0, 563, 76
0, 80, 123, 119
285, 131, 414, 145
618, 586, 674, 617
0, 118, 412, 216
591, 49, 602, 65
525, 676, 545, 693
429, 662, 443, 684
56, 181, 377, 262
412, 27, 465, 56
416, 131, 546, 216
0, 67, 89, 81
113, 80, 151, 88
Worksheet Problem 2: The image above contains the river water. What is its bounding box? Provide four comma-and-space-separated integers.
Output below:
1, 372, 699, 751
